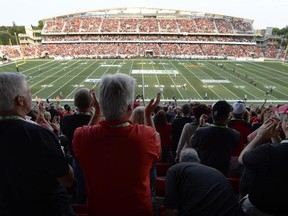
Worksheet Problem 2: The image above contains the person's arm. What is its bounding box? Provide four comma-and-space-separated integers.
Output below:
141, 94, 145, 106
175, 123, 189, 162
238, 119, 278, 165
198, 114, 209, 127
259, 98, 267, 111
88, 89, 101, 126
51, 115, 60, 134
144, 92, 161, 128
57, 165, 74, 188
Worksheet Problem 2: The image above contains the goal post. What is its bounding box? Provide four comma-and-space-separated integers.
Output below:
9, 38, 26, 70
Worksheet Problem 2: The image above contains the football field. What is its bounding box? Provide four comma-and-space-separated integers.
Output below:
1, 59, 288, 105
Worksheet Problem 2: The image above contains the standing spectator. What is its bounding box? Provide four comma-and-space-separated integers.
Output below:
73, 73, 160, 216
175, 103, 210, 162
238, 116, 288, 215
191, 100, 240, 175
48, 103, 59, 119
166, 105, 175, 123
228, 101, 252, 177
61, 89, 93, 155
171, 104, 193, 161
0, 72, 74, 216
61, 88, 93, 204
154, 109, 172, 162
63, 105, 74, 116
129, 105, 159, 192
165, 148, 244, 216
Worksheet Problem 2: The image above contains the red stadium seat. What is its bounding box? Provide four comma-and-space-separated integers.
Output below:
156, 162, 173, 177
155, 176, 166, 197
227, 177, 240, 194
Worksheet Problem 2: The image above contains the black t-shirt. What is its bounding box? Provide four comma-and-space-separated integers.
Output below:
243, 143, 288, 215
165, 162, 243, 216
61, 113, 91, 154
0, 119, 69, 216
191, 125, 240, 175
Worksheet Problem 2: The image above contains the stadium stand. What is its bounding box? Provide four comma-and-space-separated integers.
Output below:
0, 7, 284, 60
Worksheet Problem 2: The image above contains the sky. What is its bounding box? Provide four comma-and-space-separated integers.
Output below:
1, 0, 287, 29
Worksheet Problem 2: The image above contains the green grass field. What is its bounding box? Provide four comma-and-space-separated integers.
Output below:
0, 59, 288, 105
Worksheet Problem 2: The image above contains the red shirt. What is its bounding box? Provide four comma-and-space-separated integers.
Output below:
228, 119, 252, 156
155, 124, 172, 148
73, 119, 160, 216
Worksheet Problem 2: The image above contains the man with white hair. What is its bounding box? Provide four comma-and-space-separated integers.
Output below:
0, 72, 74, 216
165, 148, 244, 216
73, 73, 160, 216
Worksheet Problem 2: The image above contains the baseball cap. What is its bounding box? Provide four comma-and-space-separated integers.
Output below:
232, 101, 246, 114
212, 100, 233, 118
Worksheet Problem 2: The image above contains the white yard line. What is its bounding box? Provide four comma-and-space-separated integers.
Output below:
159, 59, 184, 99
30, 60, 80, 89
22, 60, 57, 74
169, 59, 203, 99
65, 59, 118, 98
249, 62, 288, 75
205, 61, 261, 100
224, 62, 278, 99
196, 61, 240, 99
58, 60, 99, 98
245, 62, 288, 97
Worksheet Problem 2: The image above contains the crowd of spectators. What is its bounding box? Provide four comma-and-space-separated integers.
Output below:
2, 70, 288, 215
0, 70, 288, 216
119, 18, 139, 32
159, 19, 178, 33
80, 17, 102, 32
42, 17, 254, 34
1, 42, 281, 59
0, 45, 21, 58
215, 19, 234, 34
6, 15, 281, 61
194, 17, 217, 33
232, 20, 253, 33
42, 35, 256, 43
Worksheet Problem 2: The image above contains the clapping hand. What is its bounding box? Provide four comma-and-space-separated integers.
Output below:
257, 117, 280, 140
145, 92, 161, 116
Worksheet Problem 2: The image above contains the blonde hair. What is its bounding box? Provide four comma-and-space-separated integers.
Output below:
130, 106, 145, 125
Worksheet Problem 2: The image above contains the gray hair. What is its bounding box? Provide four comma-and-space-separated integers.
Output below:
180, 148, 200, 163
0, 72, 27, 112
99, 73, 135, 121
74, 88, 92, 109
